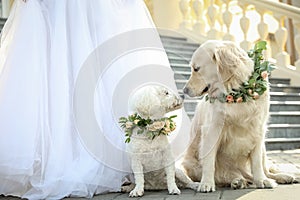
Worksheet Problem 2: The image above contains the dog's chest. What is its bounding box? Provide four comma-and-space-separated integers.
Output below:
127, 135, 172, 169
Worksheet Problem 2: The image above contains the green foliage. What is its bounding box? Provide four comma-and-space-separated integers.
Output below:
118, 113, 177, 143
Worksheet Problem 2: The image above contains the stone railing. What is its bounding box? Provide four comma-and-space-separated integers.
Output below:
181, 0, 300, 85
146, 0, 300, 85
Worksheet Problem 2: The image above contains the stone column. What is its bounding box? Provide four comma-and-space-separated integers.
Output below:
1, 0, 13, 18
151, 0, 183, 31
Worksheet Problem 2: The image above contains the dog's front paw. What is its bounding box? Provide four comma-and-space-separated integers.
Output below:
121, 184, 135, 193
187, 182, 200, 191
129, 187, 144, 197
231, 178, 249, 190
198, 181, 215, 193
255, 178, 277, 189
168, 185, 181, 195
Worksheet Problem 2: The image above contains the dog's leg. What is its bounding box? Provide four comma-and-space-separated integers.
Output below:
250, 142, 277, 189
129, 158, 144, 197
175, 168, 199, 191
198, 142, 218, 193
165, 164, 181, 195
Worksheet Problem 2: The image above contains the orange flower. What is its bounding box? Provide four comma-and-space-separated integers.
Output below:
226, 95, 234, 103
261, 71, 268, 80
236, 97, 243, 103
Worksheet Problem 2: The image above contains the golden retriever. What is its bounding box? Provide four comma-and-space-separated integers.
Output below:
182, 40, 295, 192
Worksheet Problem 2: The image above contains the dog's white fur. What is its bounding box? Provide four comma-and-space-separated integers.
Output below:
123, 85, 199, 197
182, 40, 295, 192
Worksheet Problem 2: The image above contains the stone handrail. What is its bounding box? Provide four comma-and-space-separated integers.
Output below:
174, 0, 300, 85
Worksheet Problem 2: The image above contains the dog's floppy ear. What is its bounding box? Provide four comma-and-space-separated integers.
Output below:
213, 42, 253, 87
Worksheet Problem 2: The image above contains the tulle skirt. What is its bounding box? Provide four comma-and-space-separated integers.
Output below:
0, 0, 191, 199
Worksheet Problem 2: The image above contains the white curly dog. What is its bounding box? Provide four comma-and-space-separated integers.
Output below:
182, 40, 296, 193
122, 85, 199, 197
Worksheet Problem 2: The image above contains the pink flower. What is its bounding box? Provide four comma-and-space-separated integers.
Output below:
253, 92, 259, 99
236, 97, 243, 103
226, 95, 234, 103
261, 71, 268, 80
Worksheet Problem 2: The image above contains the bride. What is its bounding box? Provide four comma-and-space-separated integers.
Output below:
0, 0, 191, 199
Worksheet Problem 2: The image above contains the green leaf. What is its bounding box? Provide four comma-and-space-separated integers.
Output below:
249, 78, 255, 85
254, 41, 267, 52
169, 115, 177, 119
205, 95, 209, 101
125, 138, 131, 143
268, 64, 277, 72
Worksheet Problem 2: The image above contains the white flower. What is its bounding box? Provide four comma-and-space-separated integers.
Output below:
125, 121, 133, 129
147, 121, 165, 132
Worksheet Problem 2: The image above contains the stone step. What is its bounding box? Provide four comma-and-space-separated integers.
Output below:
163, 44, 198, 52
160, 35, 188, 42
269, 112, 300, 124
270, 92, 300, 101
173, 71, 191, 79
168, 56, 190, 65
160, 36, 199, 46
166, 50, 193, 58
172, 63, 191, 72
268, 124, 300, 138
270, 101, 300, 112
270, 84, 300, 93
265, 138, 300, 151
269, 77, 291, 85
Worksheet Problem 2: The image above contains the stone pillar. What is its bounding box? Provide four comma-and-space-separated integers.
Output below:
1, 0, 13, 18
151, 0, 182, 31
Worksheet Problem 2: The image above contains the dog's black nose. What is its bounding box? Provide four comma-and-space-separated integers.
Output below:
183, 87, 189, 94
180, 94, 185, 100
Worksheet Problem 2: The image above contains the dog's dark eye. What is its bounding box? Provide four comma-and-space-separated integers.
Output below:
165, 91, 169, 95
193, 66, 200, 72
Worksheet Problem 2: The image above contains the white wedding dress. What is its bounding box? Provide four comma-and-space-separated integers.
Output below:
0, 0, 191, 199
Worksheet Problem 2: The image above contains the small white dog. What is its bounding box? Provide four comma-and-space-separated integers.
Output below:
121, 85, 199, 197
182, 40, 295, 192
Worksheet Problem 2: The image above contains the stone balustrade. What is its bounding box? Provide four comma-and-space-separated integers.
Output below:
149, 0, 300, 85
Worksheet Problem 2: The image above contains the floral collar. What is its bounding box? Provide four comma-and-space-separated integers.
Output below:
206, 41, 275, 103
119, 113, 177, 143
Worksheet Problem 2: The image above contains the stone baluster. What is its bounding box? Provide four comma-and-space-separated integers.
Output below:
274, 14, 290, 67
222, 0, 234, 41
179, 0, 192, 30
238, 2, 251, 51
294, 21, 300, 69
192, 0, 205, 35
206, 0, 220, 39
256, 8, 271, 58
257, 9, 269, 41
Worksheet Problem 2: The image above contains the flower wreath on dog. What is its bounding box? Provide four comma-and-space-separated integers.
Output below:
206, 41, 276, 103
119, 113, 177, 143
